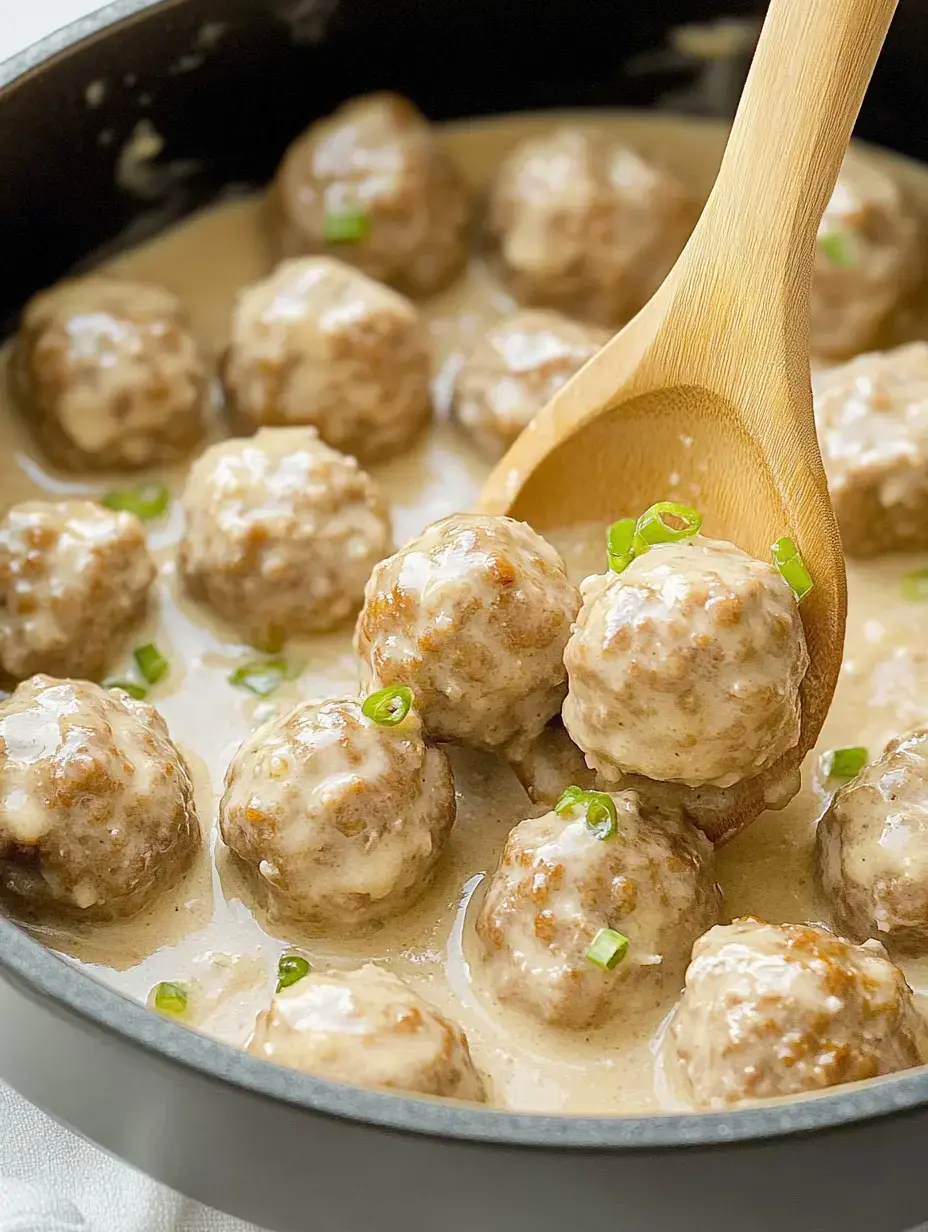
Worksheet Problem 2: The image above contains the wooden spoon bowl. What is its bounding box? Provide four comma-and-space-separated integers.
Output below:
478, 0, 899, 842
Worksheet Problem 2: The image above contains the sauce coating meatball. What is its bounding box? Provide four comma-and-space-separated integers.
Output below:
14, 276, 208, 470
354, 514, 580, 757
663, 919, 928, 1108
814, 343, 928, 557
511, 722, 801, 842
250, 963, 485, 1101
450, 310, 608, 459
486, 128, 693, 326
563, 537, 809, 789
812, 152, 920, 359
269, 93, 472, 298
223, 257, 432, 464
0, 500, 156, 682
0, 676, 198, 918
179, 427, 391, 648
476, 791, 719, 1028
220, 696, 454, 925
817, 729, 928, 951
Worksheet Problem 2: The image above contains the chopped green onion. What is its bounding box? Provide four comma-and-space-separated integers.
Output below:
818, 228, 853, 268
771, 537, 814, 601
554, 786, 617, 840
105, 680, 148, 700
607, 518, 637, 574
323, 207, 370, 243
820, 746, 868, 781
229, 657, 289, 698
902, 570, 928, 601
361, 685, 414, 727
101, 482, 170, 521
635, 502, 702, 547
133, 643, 169, 685
586, 928, 629, 971
152, 981, 188, 1015
276, 953, 311, 992
555, 785, 588, 815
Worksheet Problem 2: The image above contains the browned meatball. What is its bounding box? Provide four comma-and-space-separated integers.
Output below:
223, 257, 432, 464
663, 919, 928, 1109
179, 427, 392, 648
250, 964, 486, 1101
817, 729, 928, 951
486, 128, 693, 326
814, 343, 928, 557
0, 676, 199, 918
269, 93, 472, 298
355, 514, 580, 757
476, 790, 720, 1028
14, 276, 208, 470
450, 310, 608, 459
563, 538, 808, 788
220, 696, 454, 925
812, 151, 920, 359
0, 500, 156, 682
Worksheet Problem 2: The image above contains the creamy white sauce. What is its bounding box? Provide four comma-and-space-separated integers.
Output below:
3, 110, 928, 1115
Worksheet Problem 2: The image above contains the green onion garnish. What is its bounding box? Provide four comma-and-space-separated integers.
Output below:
634, 501, 702, 547
229, 657, 289, 698
607, 518, 637, 574
902, 570, 928, 601
818, 228, 853, 268
276, 954, 311, 992
133, 643, 169, 685
555, 786, 618, 840
772, 537, 814, 601
323, 207, 370, 243
586, 928, 629, 971
152, 981, 188, 1015
361, 685, 414, 727
820, 746, 868, 781
105, 680, 148, 700
101, 482, 170, 521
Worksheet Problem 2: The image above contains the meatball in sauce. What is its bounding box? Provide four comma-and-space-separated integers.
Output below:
223, 256, 432, 464
179, 426, 392, 648
15, 276, 208, 470
0, 676, 198, 919
0, 500, 155, 682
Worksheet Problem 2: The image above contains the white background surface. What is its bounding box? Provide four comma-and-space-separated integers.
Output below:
0, 1, 109, 61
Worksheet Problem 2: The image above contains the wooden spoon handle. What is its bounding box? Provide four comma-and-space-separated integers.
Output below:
690, 0, 897, 286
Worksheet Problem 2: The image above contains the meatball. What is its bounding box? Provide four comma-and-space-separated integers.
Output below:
269, 92, 472, 298
0, 500, 156, 682
450, 310, 609, 459
510, 722, 801, 842
476, 790, 719, 1028
0, 676, 198, 918
486, 128, 693, 327
814, 342, 928, 556
817, 729, 928, 951
663, 919, 928, 1108
249, 963, 485, 1101
562, 537, 809, 789
179, 427, 392, 648
354, 514, 580, 757
223, 257, 432, 464
14, 276, 207, 470
811, 152, 920, 359
220, 696, 454, 925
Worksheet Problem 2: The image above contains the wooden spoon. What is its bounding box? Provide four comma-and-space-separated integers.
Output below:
478, 0, 898, 842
